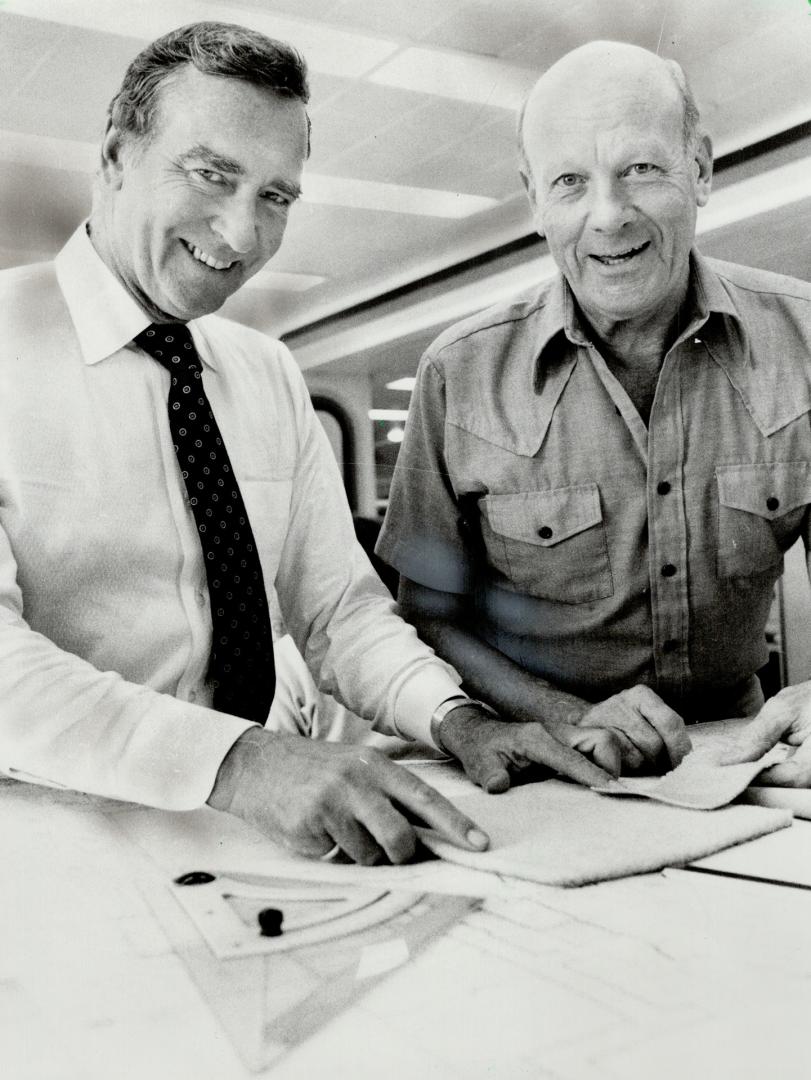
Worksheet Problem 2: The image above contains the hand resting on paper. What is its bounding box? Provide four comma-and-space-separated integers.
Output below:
207, 727, 489, 865
723, 681, 811, 786
437, 704, 619, 794
574, 685, 692, 773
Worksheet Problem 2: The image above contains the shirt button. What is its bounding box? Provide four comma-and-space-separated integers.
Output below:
661, 563, 677, 578
766, 496, 780, 512
538, 526, 553, 539
663, 639, 679, 653
657, 481, 671, 496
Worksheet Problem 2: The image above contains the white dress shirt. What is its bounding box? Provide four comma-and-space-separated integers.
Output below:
0, 226, 461, 809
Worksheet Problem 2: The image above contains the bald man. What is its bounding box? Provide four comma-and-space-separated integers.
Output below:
377, 41, 811, 779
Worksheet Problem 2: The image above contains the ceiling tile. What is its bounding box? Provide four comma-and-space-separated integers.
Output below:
424, 0, 565, 57
370, 46, 537, 109
0, 18, 146, 140
0, 162, 90, 253
393, 112, 521, 197
320, 93, 512, 183
0, 12, 68, 92
663, 0, 782, 58
330, 0, 468, 42
215, 0, 345, 21
307, 79, 441, 168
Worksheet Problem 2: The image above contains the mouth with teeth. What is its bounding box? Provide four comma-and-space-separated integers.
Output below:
182, 240, 237, 272
589, 242, 650, 266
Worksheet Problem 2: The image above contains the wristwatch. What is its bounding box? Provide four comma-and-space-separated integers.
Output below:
430, 695, 493, 754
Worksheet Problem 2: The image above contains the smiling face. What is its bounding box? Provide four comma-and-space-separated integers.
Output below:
521, 47, 712, 341
93, 64, 309, 322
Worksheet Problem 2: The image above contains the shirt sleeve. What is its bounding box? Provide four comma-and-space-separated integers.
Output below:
0, 522, 255, 809
376, 354, 477, 594
271, 359, 462, 747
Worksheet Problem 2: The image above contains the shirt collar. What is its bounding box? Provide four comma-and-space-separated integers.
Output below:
685, 249, 753, 369
536, 249, 746, 372
54, 224, 217, 369
534, 273, 579, 368
690, 248, 743, 324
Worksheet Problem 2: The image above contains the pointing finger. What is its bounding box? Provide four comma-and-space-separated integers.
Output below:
381, 767, 490, 853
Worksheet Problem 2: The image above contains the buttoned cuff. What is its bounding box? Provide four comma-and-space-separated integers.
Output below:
391, 664, 463, 749
111, 698, 259, 811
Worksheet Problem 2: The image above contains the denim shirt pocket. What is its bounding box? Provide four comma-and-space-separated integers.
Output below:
481, 483, 613, 604
716, 462, 811, 578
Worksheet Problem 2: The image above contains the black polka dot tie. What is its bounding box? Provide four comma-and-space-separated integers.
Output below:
135, 322, 275, 723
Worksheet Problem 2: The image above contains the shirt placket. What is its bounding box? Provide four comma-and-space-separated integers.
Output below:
148, 365, 213, 706
646, 348, 689, 694
647, 327, 709, 694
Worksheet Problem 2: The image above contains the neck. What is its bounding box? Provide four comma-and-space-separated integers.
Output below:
579, 278, 690, 373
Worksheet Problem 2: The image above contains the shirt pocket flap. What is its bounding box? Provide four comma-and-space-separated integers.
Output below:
716, 462, 811, 520
484, 484, 603, 547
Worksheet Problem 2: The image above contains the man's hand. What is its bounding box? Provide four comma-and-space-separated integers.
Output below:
438, 705, 620, 793
577, 686, 691, 772
723, 681, 811, 786
207, 727, 489, 864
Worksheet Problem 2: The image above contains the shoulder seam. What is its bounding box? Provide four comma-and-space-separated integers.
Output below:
712, 269, 811, 305
429, 299, 549, 361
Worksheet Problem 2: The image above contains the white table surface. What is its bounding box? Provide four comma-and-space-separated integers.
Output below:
3, 773, 811, 1080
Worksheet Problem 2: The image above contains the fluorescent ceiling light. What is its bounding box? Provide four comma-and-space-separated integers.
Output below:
0, 130, 97, 173
369, 409, 410, 421
304, 175, 497, 218
385, 377, 417, 391
696, 157, 811, 236
370, 47, 537, 110
298, 255, 558, 371
5, 0, 401, 77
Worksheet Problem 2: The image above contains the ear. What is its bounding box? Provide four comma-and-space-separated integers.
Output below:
99, 118, 128, 190
693, 133, 713, 208
519, 168, 545, 241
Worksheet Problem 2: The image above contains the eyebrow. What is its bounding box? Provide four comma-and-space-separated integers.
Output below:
179, 144, 302, 201
180, 144, 244, 175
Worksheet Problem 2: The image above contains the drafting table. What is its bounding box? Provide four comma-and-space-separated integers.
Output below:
3, 770, 811, 1080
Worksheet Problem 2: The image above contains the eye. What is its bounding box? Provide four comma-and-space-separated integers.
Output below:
194, 169, 226, 185
554, 173, 582, 188
627, 162, 658, 176
260, 190, 293, 207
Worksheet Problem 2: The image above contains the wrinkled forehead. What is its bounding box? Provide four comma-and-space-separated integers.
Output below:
521, 68, 684, 177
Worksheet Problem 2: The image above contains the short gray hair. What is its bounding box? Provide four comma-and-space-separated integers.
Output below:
108, 21, 311, 150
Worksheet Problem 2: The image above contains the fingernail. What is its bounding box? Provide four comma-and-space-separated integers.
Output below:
467, 827, 488, 849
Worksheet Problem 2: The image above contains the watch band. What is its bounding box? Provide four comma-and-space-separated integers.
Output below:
429, 695, 493, 754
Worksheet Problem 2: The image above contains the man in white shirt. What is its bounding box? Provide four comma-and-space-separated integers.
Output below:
0, 21, 628, 865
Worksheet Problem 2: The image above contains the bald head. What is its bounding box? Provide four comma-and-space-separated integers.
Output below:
514, 40, 713, 339
518, 42, 701, 198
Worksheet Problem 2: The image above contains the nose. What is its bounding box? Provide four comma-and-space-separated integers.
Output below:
587, 177, 634, 233
210, 194, 258, 255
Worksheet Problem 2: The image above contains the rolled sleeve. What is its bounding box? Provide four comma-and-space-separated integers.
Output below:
376, 356, 475, 594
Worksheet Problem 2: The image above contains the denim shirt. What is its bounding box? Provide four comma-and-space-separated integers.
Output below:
378, 253, 811, 721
